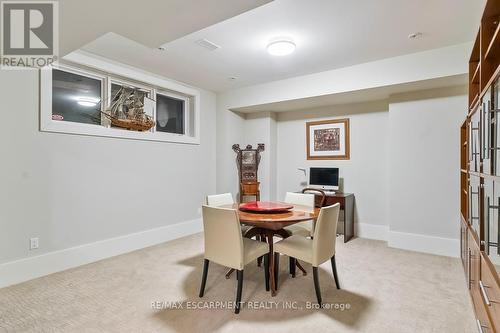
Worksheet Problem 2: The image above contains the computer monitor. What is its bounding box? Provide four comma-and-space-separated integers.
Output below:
309, 167, 339, 191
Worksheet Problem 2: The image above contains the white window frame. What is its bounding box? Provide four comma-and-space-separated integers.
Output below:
40, 51, 200, 145
41, 63, 106, 131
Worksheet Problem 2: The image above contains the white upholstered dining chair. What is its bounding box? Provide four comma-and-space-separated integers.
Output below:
283, 192, 316, 237
274, 203, 341, 306
206, 193, 251, 235
206, 193, 234, 207
206, 193, 264, 277
198, 205, 270, 314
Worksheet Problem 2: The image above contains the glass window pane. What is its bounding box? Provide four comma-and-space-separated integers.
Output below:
109, 83, 151, 127
52, 69, 102, 125
110, 83, 148, 112
156, 94, 185, 134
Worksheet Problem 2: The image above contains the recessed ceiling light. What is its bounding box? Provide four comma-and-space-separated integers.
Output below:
408, 32, 423, 40
267, 39, 296, 56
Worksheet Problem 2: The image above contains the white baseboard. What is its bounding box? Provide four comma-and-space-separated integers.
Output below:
355, 222, 389, 241
388, 230, 459, 258
353, 223, 459, 258
0, 218, 202, 289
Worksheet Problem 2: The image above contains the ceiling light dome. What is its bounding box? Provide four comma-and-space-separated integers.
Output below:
267, 38, 296, 56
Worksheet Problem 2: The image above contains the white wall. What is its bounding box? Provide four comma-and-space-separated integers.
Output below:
215, 106, 245, 196
387, 86, 467, 255
242, 112, 277, 201
233, 87, 467, 257
0, 66, 217, 266
276, 101, 390, 229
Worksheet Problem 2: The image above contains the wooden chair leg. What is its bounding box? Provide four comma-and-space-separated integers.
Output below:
225, 268, 235, 279
331, 255, 340, 289
235, 270, 244, 314
296, 260, 307, 276
264, 253, 270, 291
199, 259, 209, 297
274, 253, 279, 289
289, 257, 296, 278
313, 266, 322, 306
257, 235, 263, 267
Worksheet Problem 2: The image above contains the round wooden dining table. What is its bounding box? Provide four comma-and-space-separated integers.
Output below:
221, 202, 320, 296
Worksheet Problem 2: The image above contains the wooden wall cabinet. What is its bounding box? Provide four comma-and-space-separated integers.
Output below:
471, 106, 482, 173
462, 1, 500, 331
481, 88, 493, 175
461, 216, 469, 268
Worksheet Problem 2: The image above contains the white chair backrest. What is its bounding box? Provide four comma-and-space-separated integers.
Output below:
206, 193, 234, 207
202, 205, 244, 270
312, 203, 340, 266
284, 192, 315, 212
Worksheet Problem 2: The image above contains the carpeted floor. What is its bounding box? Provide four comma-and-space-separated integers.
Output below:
0, 234, 474, 333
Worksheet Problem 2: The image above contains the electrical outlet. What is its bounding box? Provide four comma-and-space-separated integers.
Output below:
30, 237, 39, 250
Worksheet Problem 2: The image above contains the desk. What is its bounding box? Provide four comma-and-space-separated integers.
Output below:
314, 192, 355, 242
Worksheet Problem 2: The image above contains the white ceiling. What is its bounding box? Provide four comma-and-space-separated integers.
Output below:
232, 74, 468, 113
81, 0, 485, 92
59, 0, 271, 55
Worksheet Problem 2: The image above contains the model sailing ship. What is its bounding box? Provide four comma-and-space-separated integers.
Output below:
102, 87, 155, 131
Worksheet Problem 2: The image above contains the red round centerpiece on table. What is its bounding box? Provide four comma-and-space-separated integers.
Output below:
239, 201, 293, 213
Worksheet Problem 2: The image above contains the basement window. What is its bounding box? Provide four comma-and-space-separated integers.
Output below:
51, 68, 104, 125
40, 61, 200, 144
155, 92, 188, 135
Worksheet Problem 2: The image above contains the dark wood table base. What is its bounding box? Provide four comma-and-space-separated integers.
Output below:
225, 227, 307, 296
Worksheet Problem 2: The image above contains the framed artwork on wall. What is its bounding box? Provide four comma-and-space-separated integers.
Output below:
306, 118, 350, 160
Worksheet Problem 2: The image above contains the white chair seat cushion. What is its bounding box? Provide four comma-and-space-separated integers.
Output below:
242, 238, 269, 267
274, 235, 313, 265
283, 221, 312, 237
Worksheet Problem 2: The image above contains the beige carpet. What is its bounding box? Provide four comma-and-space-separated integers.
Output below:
0, 234, 474, 333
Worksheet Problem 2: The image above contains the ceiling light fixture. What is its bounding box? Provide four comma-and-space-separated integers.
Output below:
267, 38, 296, 56
76, 97, 100, 107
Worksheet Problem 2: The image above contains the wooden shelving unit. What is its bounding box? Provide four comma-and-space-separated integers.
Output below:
485, 22, 500, 60
468, 2, 500, 110
462, 1, 500, 332
472, 63, 480, 84
469, 34, 481, 109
